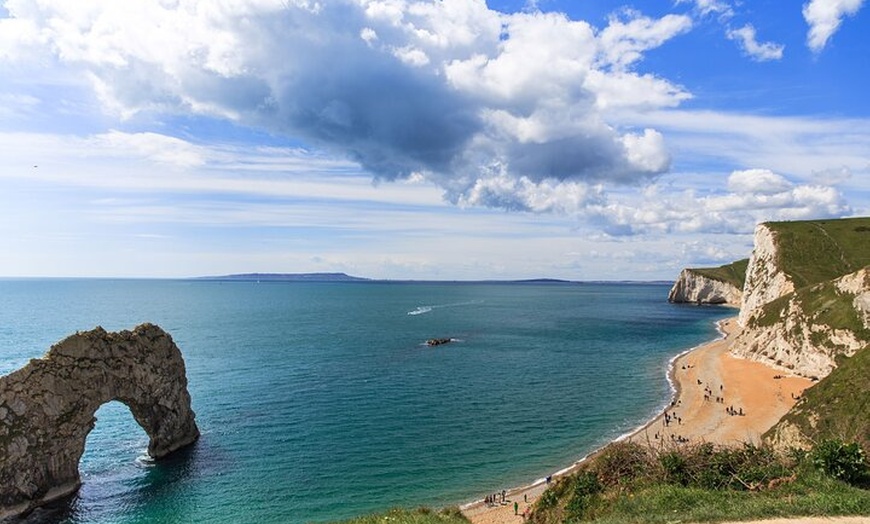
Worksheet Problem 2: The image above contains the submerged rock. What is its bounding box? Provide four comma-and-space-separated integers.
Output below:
0, 324, 199, 519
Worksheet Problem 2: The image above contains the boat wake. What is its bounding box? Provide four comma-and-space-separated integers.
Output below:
406, 300, 482, 316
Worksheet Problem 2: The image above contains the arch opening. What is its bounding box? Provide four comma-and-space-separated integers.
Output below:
0, 324, 199, 519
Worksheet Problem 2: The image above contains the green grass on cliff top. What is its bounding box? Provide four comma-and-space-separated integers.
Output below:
689, 258, 749, 289
766, 217, 870, 289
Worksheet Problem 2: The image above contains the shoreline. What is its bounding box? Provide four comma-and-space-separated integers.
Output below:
461, 316, 812, 524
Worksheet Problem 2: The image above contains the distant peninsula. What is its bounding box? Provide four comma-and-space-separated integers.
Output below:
198, 272, 370, 282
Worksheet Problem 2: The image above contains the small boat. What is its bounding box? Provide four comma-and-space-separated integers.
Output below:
426, 338, 452, 347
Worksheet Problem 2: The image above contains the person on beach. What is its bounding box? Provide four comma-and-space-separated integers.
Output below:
514, 501, 519, 515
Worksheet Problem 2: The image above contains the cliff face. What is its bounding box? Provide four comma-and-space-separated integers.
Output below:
730, 267, 870, 378
737, 223, 795, 327
0, 324, 199, 519
673, 219, 870, 380
727, 221, 870, 379
668, 268, 742, 306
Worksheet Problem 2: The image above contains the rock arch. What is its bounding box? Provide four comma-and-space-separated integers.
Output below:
0, 324, 200, 518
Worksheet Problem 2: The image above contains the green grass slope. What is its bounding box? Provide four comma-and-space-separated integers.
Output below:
689, 258, 749, 290
766, 346, 870, 450
528, 441, 870, 524
766, 217, 870, 289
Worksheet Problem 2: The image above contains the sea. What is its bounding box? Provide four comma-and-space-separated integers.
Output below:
0, 279, 731, 524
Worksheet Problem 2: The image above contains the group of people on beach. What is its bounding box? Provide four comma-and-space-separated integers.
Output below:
702, 382, 726, 404
653, 431, 690, 444
484, 490, 507, 507
726, 405, 744, 416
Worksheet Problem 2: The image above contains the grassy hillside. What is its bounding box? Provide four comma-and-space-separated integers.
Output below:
767, 217, 870, 289
766, 346, 870, 450
689, 258, 749, 289
527, 441, 870, 524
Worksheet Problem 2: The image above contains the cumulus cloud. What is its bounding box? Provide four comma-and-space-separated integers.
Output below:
726, 24, 784, 61
0, 0, 695, 211
727, 168, 793, 194
585, 169, 850, 236
803, 0, 865, 52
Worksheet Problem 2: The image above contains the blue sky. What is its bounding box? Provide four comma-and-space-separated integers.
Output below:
0, 0, 867, 279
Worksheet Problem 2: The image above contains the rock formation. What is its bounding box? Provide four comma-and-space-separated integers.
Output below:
672, 219, 870, 379
737, 223, 795, 327
730, 267, 870, 378
0, 324, 199, 519
668, 269, 743, 306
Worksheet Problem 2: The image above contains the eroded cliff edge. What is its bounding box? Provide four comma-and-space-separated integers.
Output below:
668, 264, 745, 306
0, 324, 199, 519
673, 218, 870, 380
730, 220, 870, 378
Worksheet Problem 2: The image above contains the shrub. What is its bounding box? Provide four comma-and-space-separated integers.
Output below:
812, 439, 867, 484
594, 441, 651, 488
659, 450, 691, 486
565, 471, 603, 521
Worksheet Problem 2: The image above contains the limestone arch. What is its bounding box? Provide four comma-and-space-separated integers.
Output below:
0, 324, 200, 518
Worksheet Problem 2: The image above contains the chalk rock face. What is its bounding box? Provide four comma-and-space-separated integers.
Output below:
738, 223, 795, 327
668, 269, 742, 306
0, 324, 199, 518
730, 268, 870, 378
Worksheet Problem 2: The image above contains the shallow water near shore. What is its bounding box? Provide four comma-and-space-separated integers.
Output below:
0, 279, 730, 523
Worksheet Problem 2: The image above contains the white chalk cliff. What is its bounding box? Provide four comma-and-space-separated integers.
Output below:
729, 267, 870, 378
668, 269, 742, 306
737, 223, 795, 327
727, 223, 869, 379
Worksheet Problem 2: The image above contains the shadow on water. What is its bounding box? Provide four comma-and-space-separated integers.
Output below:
10, 442, 201, 524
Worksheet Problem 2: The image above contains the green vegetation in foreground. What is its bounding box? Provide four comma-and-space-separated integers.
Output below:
766, 217, 870, 289
689, 258, 749, 290
331, 507, 469, 524
528, 440, 870, 524
768, 346, 870, 450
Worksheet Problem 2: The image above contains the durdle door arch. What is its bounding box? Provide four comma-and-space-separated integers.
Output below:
0, 324, 200, 519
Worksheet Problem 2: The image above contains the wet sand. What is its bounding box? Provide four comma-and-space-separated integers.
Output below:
461, 317, 813, 524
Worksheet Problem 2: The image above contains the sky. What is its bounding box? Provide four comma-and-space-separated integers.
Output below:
0, 0, 868, 280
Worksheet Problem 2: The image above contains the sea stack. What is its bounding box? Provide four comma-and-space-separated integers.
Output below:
0, 324, 199, 519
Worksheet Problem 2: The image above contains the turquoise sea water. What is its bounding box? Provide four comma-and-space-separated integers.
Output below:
0, 280, 731, 523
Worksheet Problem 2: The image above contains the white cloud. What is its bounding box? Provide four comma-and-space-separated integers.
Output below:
0, 0, 695, 212
726, 24, 784, 61
583, 169, 850, 236
676, 0, 734, 19
803, 0, 865, 52
727, 169, 793, 194
597, 10, 693, 71
608, 109, 870, 182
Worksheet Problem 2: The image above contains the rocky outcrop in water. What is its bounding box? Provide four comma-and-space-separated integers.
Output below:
0, 324, 199, 519
668, 269, 742, 306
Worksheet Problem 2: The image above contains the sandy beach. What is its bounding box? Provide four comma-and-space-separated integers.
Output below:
461, 317, 814, 524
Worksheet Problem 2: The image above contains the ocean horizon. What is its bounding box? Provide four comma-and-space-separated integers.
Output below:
0, 279, 731, 523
